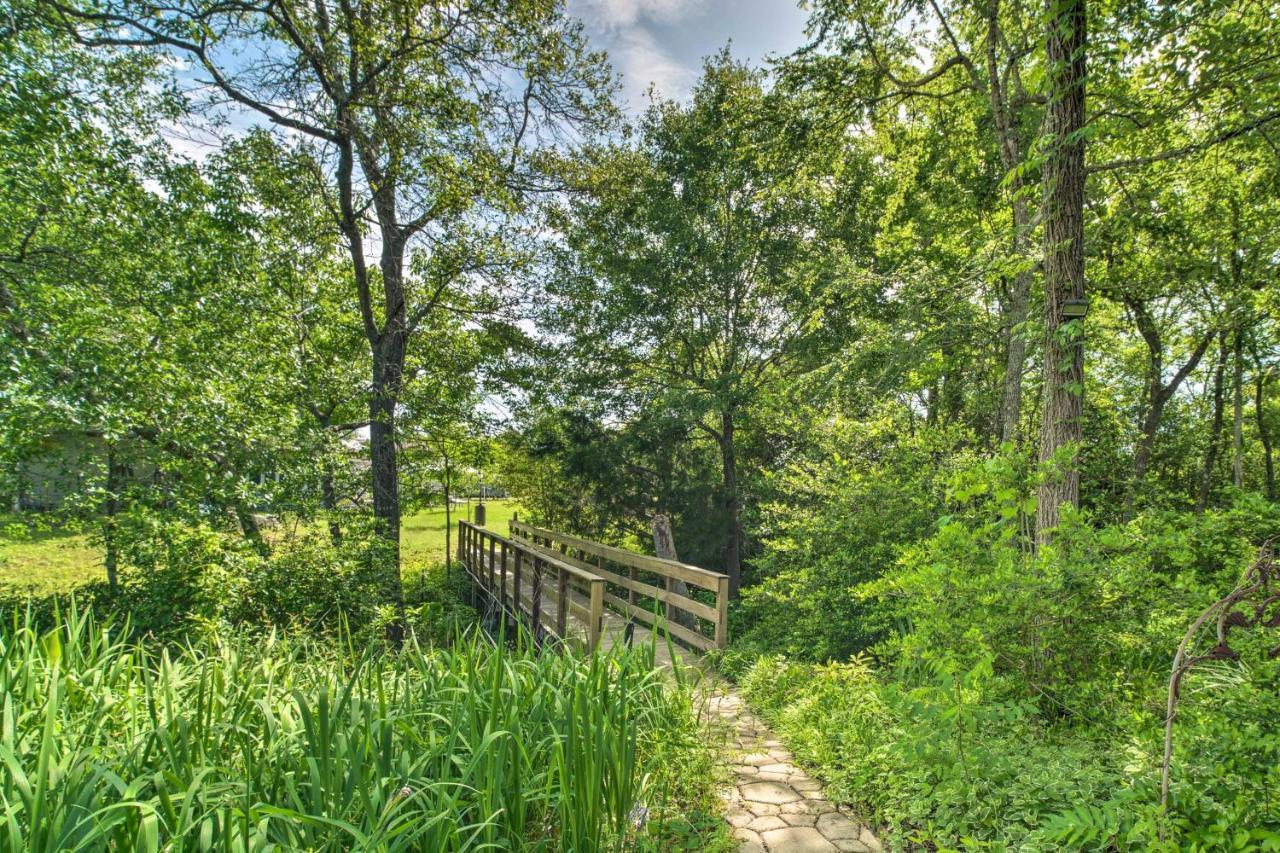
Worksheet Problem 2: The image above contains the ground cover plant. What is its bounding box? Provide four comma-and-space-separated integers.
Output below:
0, 606, 725, 852
732, 456, 1280, 850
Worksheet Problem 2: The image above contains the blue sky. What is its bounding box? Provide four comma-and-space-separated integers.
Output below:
568, 0, 810, 112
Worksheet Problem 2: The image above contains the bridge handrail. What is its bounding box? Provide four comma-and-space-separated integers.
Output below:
458, 520, 605, 649
509, 521, 727, 591
509, 519, 729, 651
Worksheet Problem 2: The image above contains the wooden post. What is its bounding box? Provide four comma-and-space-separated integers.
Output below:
715, 575, 729, 649
499, 540, 509, 613
556, 565, 569, 640
530, 556, 543, 646
513, 548, 524, 628
588, 579, 604, 651
488, 536, 497, 592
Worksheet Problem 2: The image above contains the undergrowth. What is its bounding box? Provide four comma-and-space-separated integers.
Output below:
0, 606, 727, 851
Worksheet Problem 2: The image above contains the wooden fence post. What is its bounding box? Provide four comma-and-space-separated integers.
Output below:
488, 536, 497, 592
531, 556, 543, 646
499, 541, 509, 613
715, 575, 729, 649
513, 548, 524, 633
588, 580, 604, 650
556, 565, 569, 640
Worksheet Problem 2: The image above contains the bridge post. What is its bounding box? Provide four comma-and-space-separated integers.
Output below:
499, 540, 509, 614
588, 580, 604, 650
488, 536, 497, 592
556, 565, 569, 640
715, 575, 729, 648
530, 556, 544, 646
513, 547, 523, 637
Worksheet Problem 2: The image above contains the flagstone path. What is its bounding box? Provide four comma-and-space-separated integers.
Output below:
701, 684, 883, 853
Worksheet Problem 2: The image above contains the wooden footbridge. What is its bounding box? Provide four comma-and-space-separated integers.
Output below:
457, 516, 730, 662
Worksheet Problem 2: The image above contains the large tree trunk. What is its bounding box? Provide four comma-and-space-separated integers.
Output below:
1035, 0, 1087, 545
369, 374, 404, 628
1197, 333, 1229, 512
719, 409, 742, 598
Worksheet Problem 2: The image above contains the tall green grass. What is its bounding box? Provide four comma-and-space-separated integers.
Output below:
0, 607, 712, 851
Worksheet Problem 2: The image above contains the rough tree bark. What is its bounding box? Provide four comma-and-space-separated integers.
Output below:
985, 3, 1035, 445
1035, 0, 1088, 545
1197, 333, 1229, 512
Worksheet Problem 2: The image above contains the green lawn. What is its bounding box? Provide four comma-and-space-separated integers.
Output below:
401, 499, 519, 566
0, 502, 520, 595
0, 520, 104, 596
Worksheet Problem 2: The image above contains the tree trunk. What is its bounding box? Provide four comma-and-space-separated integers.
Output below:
719, 410, 742, 597
1197, 333, 1229, 512
983, 2, 1032, 446
652, 511, 696, 629
1232, 331, 1244, 488
999, 260, 1031, 444
1256, 362, 1275, 501
442, 453, 453, 576
1126, 303, 1212, 515
103, 447, 123, 589
369, 379, 405, 631
1035, 0, 1087, 545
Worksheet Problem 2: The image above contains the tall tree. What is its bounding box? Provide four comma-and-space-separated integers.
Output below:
59, 0, 612, 623
798, 0, 1045, 444
1034, 0, 1087, 543
546, 55, 859, 595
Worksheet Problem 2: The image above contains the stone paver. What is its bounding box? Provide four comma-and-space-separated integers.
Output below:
700, 680, 881, 852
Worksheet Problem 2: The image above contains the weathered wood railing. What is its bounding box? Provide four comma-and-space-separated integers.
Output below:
458, 520, 605, 649
509, 519, 729, 652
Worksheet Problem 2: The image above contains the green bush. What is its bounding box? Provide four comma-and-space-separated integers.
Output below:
730, 420, 969, 668
733, 451, 1280, 849
0, 607, 723, 852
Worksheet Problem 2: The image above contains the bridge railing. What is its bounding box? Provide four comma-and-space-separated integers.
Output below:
509, 519, 729, 652
458, 520, 605, 650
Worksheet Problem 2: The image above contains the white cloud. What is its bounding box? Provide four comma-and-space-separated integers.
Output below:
572, 0, 700, 30
610, 26, 698, 106
570, 0, 704, 111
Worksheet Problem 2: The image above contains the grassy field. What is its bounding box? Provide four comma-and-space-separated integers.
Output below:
0, 518, 102, 595
0, 501, 520, 595
401, 499, 519, 566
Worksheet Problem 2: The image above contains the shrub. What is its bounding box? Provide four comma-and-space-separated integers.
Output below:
734, 454, 1280, 849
